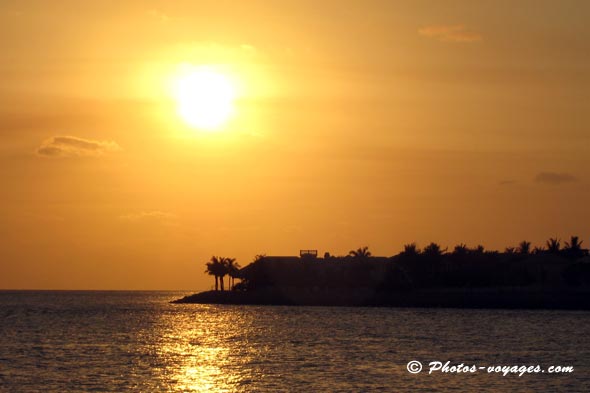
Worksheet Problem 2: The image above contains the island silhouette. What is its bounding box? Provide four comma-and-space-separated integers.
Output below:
174, 236, 590, 310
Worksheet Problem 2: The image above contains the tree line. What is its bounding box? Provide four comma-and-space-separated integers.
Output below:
204, 236, 589, 291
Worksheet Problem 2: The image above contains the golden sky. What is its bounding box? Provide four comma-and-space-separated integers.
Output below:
1, 0, 589, 289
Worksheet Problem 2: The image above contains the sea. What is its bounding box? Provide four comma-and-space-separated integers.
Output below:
0, 291, 589, 392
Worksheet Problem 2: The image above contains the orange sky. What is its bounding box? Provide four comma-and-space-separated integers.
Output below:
1, 0, 589, 289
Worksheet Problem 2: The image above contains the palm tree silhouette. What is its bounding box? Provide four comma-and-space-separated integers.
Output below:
349, 246, 371, 260
401, 243, 420, 257
218, 257, 229, 291
564, 236, 585, 259
546, 238, 561, 254
225, 258, 241, 290
505, 246, 516, 254
453, 243, 469, 255
565, 236, 582, 251
205, 256, 224, 291
423, 242, 446, 257
518, 241, 531, 255
205, 256, 235, 291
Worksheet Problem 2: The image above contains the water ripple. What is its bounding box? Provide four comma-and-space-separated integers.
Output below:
0, 291, 589, 392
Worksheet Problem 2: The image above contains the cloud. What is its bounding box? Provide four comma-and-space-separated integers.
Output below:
166, 42, 260, 65
418, 25, 482, 43
534, 172, 578, 185
119, 211, 176, 222
218, 225, 259, 232
499, 180, 516, 186
37, 136, 121, 158
147, 9, 169, 23
23, 212, 65, 222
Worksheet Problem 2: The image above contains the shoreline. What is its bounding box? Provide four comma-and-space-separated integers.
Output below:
172, 287, 590, 310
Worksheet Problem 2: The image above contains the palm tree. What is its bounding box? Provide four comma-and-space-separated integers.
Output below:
453, 243, 469, 255
564, 236, 585, 259
518, 241, 531, 255
204, 256, 223, 291
401, 243, 420, 257
217, 257, 230, 291
423, 242, 445, 257
349, 246, 371, 260
225, 258, 241, 290
253, 254, 266, 262
565, 236, 582, 251
204, 256, 235, 291
421, 243, 447, 278
546, 237, 561, 254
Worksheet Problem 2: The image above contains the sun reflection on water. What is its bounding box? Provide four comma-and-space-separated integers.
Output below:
2, 293, 587, 392
152, 305, 256, 392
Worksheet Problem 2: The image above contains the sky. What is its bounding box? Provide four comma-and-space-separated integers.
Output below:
1, 0, 589, 290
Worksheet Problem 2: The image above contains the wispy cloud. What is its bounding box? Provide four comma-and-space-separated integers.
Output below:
37, 136, 121, 158
534, 172, 578, 185
147, 9, 169, 23
166, 42, 260, 65
119, 211, 176, 222
499, 180, 516, 186
418, 25, 482, 43
23, 212, 65, 222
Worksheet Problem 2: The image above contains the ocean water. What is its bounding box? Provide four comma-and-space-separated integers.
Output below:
0, 291, 589, 392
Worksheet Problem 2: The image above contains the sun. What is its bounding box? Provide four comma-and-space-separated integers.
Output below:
172, 66, 236, 130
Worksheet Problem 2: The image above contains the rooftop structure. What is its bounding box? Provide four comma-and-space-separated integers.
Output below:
300, 249, 318, 258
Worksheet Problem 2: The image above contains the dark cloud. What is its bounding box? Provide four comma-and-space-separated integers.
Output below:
534, 172, 577, 185
418, 25, 482, 43
37, 136, 121, 157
